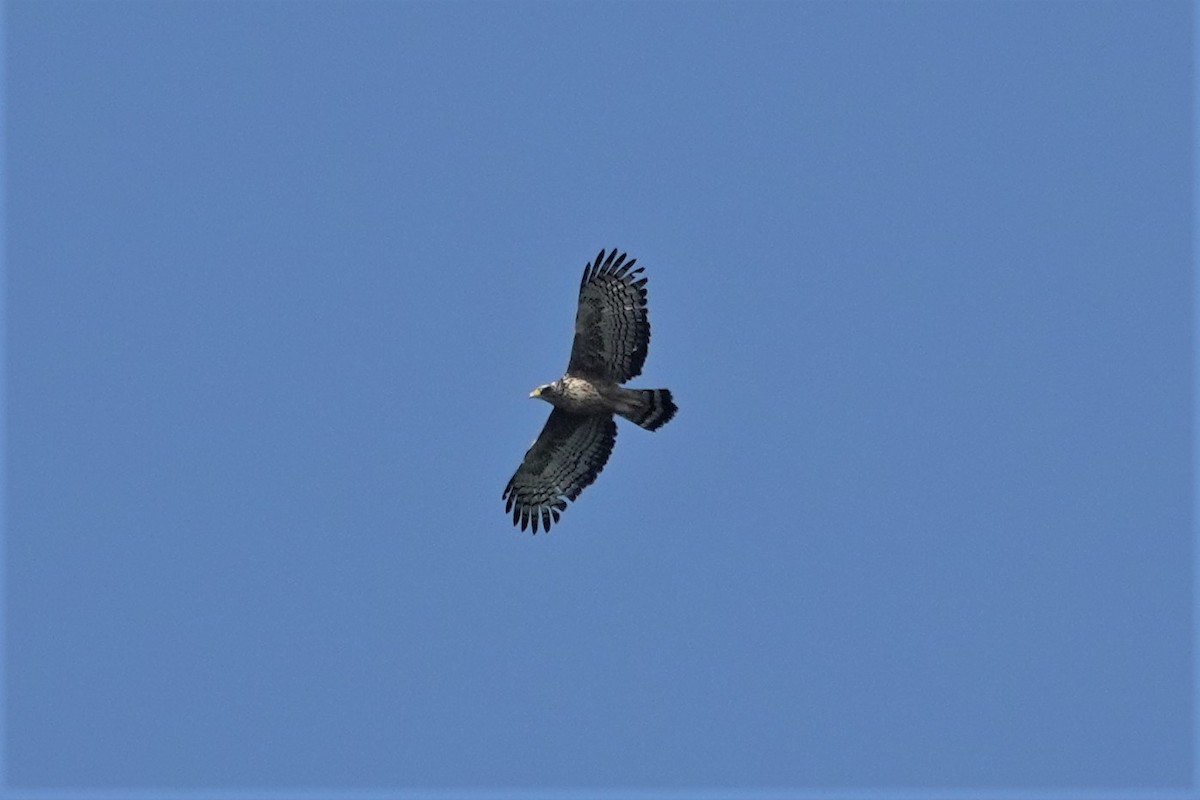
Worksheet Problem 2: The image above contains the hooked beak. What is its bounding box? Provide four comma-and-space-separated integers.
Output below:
529, 387, 542, 398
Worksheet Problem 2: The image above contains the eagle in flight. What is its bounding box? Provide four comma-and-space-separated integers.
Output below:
503, 249, 677, 533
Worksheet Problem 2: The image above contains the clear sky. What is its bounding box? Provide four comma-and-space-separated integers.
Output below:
4, 1, 1194, 795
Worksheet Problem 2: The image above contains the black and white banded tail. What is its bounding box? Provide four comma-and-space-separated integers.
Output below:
622, 388, 677, 431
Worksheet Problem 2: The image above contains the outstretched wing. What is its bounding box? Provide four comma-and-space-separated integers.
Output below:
502, 409, 618, 533
566, 249, 651, 383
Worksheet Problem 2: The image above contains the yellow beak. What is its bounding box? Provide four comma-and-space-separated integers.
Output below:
529, 387, 542, 398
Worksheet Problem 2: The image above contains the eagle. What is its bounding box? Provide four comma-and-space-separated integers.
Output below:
503, 249, 677, 533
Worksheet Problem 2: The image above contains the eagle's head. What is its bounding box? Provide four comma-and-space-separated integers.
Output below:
529, 382, 559, 401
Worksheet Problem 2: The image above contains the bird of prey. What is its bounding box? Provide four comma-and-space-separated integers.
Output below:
503, 249, 677, 533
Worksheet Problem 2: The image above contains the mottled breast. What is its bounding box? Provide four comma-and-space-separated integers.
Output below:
555, 376, 612, 414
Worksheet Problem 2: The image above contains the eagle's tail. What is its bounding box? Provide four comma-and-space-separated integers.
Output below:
619, 388, 677, 431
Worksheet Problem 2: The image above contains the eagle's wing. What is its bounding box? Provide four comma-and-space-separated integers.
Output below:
503, 409, 618, 533
566, 249, 651, 383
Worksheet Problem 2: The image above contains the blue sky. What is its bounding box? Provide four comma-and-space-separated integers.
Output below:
3, 0, 1194, 795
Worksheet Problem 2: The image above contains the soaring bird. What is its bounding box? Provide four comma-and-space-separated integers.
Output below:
503, 249, 677, 533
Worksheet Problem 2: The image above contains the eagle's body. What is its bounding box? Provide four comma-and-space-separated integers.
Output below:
503, 249, 677, 533
534, 377, 663, 420
537, 377, 610, 414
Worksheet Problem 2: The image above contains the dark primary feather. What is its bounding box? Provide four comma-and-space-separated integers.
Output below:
566, 249, 651, 383
502, 409, 618, 533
